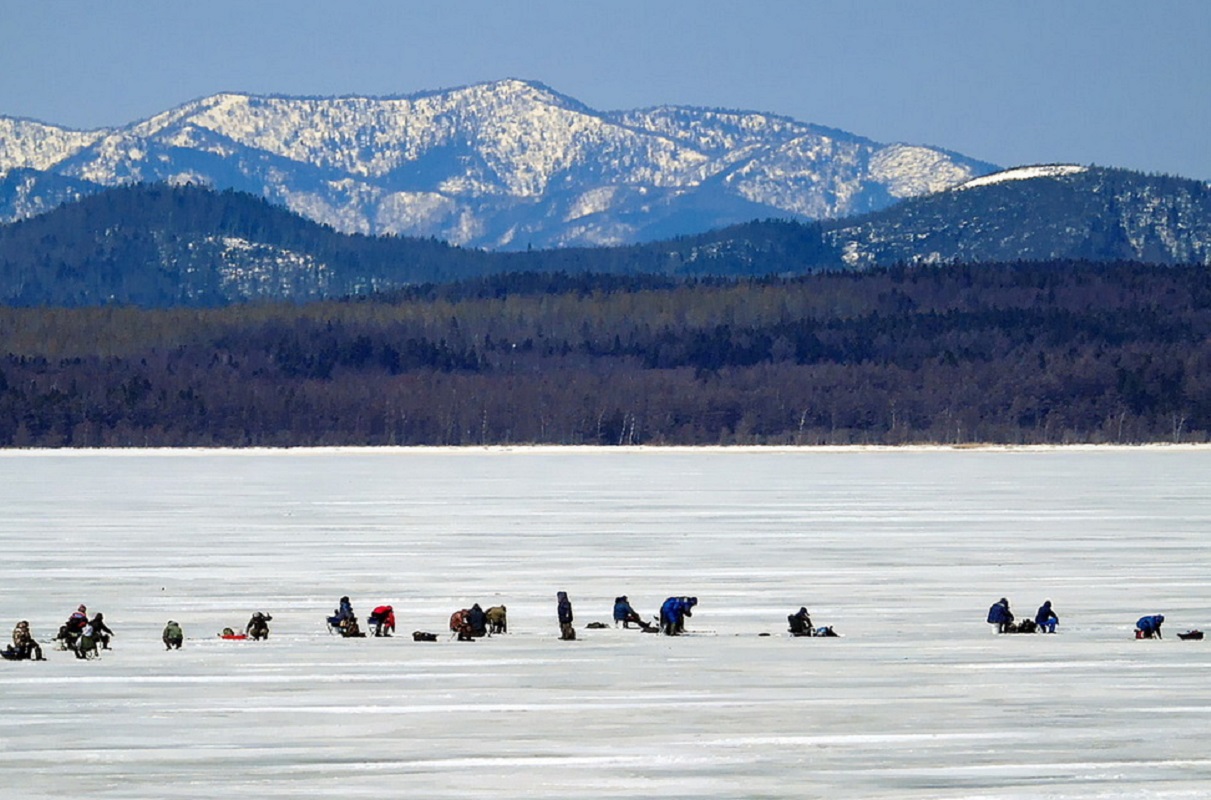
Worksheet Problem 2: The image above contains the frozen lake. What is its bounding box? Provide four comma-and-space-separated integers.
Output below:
1, 447, 1210, 798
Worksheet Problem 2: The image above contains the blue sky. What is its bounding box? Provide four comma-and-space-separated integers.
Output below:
2, 1, 1209, 179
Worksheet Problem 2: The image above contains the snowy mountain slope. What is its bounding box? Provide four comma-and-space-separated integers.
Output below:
0, 79, 997, 249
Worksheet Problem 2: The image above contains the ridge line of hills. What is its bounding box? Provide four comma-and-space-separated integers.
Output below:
0, 163, 1209, 308
0, 79, 997, 250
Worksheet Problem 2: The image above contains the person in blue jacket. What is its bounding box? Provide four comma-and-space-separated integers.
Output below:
613, 596, 640, 628
987, 598, 1014, 633
1136, 614, 1165, 639
660, 596, 698, 636
557, 591, 575, 640
327, 596, 355, 631
1034, 600, 1059, 634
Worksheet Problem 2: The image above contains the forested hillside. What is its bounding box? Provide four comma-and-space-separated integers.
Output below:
2, 262, 1208, 447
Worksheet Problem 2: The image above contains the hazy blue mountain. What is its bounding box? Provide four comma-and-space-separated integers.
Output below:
0, 79, 997, 249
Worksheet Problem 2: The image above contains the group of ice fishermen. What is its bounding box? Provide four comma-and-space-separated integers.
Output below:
986, 598, 1186, 640
1, 594, 1189, 661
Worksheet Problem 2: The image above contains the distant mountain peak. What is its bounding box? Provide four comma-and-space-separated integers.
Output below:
0, 81, 998, 248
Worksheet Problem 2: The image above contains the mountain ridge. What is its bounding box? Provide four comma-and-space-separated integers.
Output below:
0, 79, 997, 249
1, 164, 1209, 308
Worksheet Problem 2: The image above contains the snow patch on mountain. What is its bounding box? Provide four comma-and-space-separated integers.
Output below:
958, 164, 1087, 190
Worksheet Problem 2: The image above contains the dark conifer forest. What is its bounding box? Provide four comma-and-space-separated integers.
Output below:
2, 261, 1209, 447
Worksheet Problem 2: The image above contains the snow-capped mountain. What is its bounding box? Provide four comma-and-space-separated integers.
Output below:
0, 79, 997, 249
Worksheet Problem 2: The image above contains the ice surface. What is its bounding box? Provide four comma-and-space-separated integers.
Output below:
1, 446, 1210, 798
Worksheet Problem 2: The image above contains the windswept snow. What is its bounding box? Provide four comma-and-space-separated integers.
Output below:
1, 447, 1209, 799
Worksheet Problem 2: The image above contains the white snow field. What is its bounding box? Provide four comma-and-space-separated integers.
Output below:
1, 447, 1210, 799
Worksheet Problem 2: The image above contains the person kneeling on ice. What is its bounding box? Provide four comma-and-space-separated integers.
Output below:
246, 612, 272, 641
987, 598, 1014, 634
368, 605, 395, 637
788, 607, 813, 637
1136, 614, 1165, 639
1034, 600, 1059, 634
162, 620, 184, 650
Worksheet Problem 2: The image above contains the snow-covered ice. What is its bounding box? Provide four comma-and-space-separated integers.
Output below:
1, 447, 1210, 798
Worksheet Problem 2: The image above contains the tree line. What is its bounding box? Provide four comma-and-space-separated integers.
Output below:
1, 260, 1209, 447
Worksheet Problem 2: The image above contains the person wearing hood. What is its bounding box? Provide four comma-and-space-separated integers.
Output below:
246, 611, 272, 640
557, 591, 575, 640
613, 596, 642, 628
467, 604, 487, 638
987, 598, 1014, 633
162, 620, 184, 650
1136, 614, 1165, 639
788, 607, 813, 637
88, 613, 114, 650
1034, 600, 1059, 634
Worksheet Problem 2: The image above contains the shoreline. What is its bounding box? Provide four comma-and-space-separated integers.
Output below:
1, 442, 1209, 456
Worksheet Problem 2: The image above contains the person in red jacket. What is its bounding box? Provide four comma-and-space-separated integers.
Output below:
368, 605, 395, 637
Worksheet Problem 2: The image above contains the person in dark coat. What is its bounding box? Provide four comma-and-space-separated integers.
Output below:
788, 607, 813, 637
1034, 600, 1059, 634
467, 604, 487, 638
557, 591, 575, 640
1136, 614, 1165, 639
987, 598, 1014, 633
246, 612, 272, 640
88, 613, 115, 650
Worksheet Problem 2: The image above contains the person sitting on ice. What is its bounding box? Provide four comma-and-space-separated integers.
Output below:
1034, 600, 1059, 634
987, 598, 1014, 633
368, 605, 395, 637
162, 620, 184, 650
5, 621, 45, 661
1136, 614, 1165, 639
75, 621, 101, 659
613, 596, 642, 628
246, 612, 272, 640
788, 607, 814, 637
327, 596, 355, 632
450, 608, 475, 641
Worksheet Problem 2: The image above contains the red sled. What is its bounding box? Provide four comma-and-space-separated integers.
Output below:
219, 633, 248, 640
